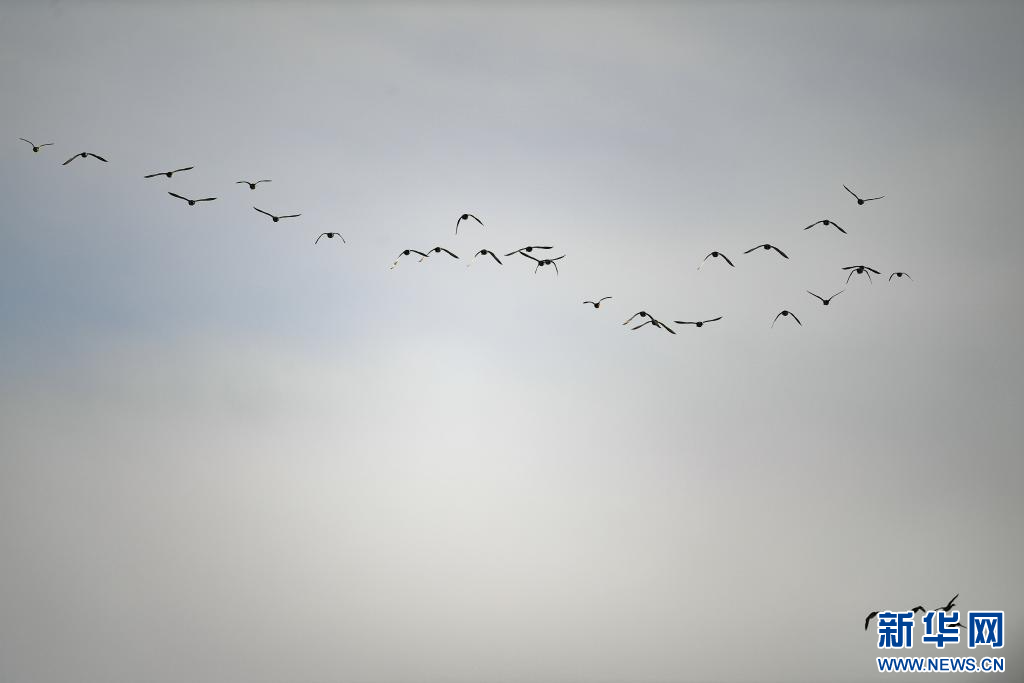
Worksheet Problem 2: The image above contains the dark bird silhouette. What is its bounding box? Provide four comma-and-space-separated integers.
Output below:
315, 232, 345, 244
744, 243, 789, 259
62, 152, 107, 165
699, 251, 735, 269
168, 192, 216, 206
952, 622, 966, 629
19, 138, 53, 152
866, 611, 879, 631
674, 316, 722, 328
632, 318, 676, 334
805, 219, 846, 234
254, 207, 301, 222
910, 606, 927, 615
843, 265, 881, 284
455, 213, 483, 234
772, 310, 802, 327
469, 249, 502, 265
583, 297, 612, 308
520, 252, 565, 274
423, 246, 459, 260
144, 166, 194, 179
807, 290, 844, 306
889, 272, 912, 282
390, 249, 429, 269
505, 245, 553, 256
623, 311, 651, 326
844, 185, 884, 205
936, 594, 959, 613
237, 180, 271, 190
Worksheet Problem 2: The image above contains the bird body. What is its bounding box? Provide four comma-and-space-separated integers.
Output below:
19, 138, 53, 152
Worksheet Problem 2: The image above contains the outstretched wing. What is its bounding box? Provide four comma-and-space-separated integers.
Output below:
743, 245, 762, 254
62, 154, 78, 165
143, 172, 162, 178
438, 248, 459, 258
770, 245, 789, 258
315, 233, 326, 244
807, 291, 825, 303
279, 214, 301, 219
704, 316, 723, 323
598, 296, 612, 303
195, 197, 217, 202
172, 166, 194, 174
720, 253, 735, 267
168, 192, 189, 201
772, 311, 784, 328
487, 251, 502, 264
832, 222, 847, 234
791, 313, 802, 326
804, 220, 823, 230
623, 312, 643, 325
253, 207, 275, 218
864, 195, 884, 202
631, 320, 654, 330
87, 153, 108, 162
468, 214, 483, 225
19, 138, 33, 146
865, 266, 881, 274
843, 184, 860, 201
830, 290, 845, 300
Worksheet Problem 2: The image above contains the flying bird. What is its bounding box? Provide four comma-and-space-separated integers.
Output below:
315, 232, 345, 244
936, 594, 959, 613
744, 243, 789, 259
168, 192, 216, 206
865, 611, 879, 631
19, 138, 53, 152
423, 246, 459, 260
62, 152, 107, 165
844, 185, 885, 205
889, 271, 912, 282
699, 251, 735, 269
254, 207, 301, 222
673, 316, 722, 328
583, 297, 612, 308
772, 310, 802, 327
505, 245, 553, 256
807, 290, 844, 306
390, 249, 429, 269
805, 219, 846, 234
144, 166, 194, 179
237, 180, 271, 190
843, 265, 881, 284
632, 318, 676, 334
468, 249, 502, 265
910, 606, 927, 615
520, 252, 565, 274
455, 213, 483, 234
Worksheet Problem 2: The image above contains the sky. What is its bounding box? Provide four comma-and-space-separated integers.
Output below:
1, 2, 1022, 681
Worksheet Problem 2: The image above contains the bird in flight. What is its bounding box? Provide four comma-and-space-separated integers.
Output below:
168, 192, 216, 206
237, 180, 271, 190
674, 316, 722, 328
844, 184, 884, 205
505, 245, 553, 256
909, 606, 927, 615
772, 310, 801, 327
390, 249, 429, 269
19, 138, 53, 152
805, 219, 846, 234
744, 243, 789, 259
632, 318, 676, 334
843, 265, 881, 284
807, 290, 844, 306
315, 232, 345, 244
520, 252, 565, 274
144, 166, 194, 179
468, 249, 502, 266
699, 251, 735, 269
865, 611, 880, 631
889, 271, 912, 282
62, 152, 107, 165
254, 207, 301, 222
936, 594, 959, 613
423, 246, 459, 261
455, 213, 483, 234
583, 297, 612, 308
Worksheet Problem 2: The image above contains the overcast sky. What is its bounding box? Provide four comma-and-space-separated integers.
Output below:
1, 2, 1022, 681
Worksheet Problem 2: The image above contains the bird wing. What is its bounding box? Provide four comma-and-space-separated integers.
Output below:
196, 197, 217, 202
279, 214, 301, 219
704, 316, 723, 323
807, 291, 825, 302
844, 184, 860, 200
623, 312, 642, 325
865, 612, 877, 630
865, 266, 881, 274
598, 296, 612, 302
168, 192, 189, 201
551, 260, 560, 275
87, 153, 108, 162
772, 312, 784, 327
653, 320, 676, 334
19, 138, 33, 145
253, 207, 275, 218
62, 154, 78, 165
721, 253, 735, 267
771, 245, 789, 258
743, 245, 761, 254
833, 222, 847, 234
519, 252, 541, 263
846, 271, 855, 284
830, 290, 845, 299
439, 248, 459, 258
864, 195, 884, 201
235, 181, 248, 185
631, 320, 653, 330
805, 220, 823, 229
791, 313, 802, 325
315, 234, 326, 244
256, 179, 271, 184
39, 143, 54, 147
504, 248, 523, 257
173, 167, 194, 174
143, 172, 162, 178
889, 273, 896, 281
469, 214, 483, 225
488, 252, 502, 264
674, 321, 696, 325
339, 234, 346, 243
841, 266, 858, 270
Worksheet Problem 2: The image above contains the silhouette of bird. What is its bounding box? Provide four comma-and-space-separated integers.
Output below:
505, 245, 553, 256
144, 166, 194, 179
936, 594, 959, 613
744, 243, 789, 259
865, 611, 880, 631
62, 152, 107, 165
455, 213, 483, 234
844, 185, 884, 205
951, 622, 966, 629
843, 265, 881, 284
254, 207, 301, 222
520, 252, 565, 274
805, 219, 846, 234
19, 138, 53, 152
632, 318, 676, 334
674, 316, 722, 328
315, 232, 345, 244
237, 180, 271, 190
168, 192, 216, 206
772, 310, 801, 327
699, 251, 735, 269
423, 246, 459, 261
889, 272, 912, 282
807, 290, 844, 306
583, 297, 612, 308
623, 311, 651, 326
390, 249, 429, 269
910, 606, 927, 615
469, 249, 502, 265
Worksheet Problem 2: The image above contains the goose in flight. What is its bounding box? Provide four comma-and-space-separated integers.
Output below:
469, 249, 502, 266
168, 192, 216, 206
843, 265, 881, 284
520, 252, 565, 274
865, 611, 880, 631
632, 318, 676, 334
807, 290, 844, 306
423, 246, 459, 261
889, 271, 912, 282
744, 243, 789, 259
62, 152, 108, 165
699, 251, 735, 269
19, 138, 53, 152
805, 219, 846, 234
254, 207, 301, 222
505, 245, 553, 256
237, 179, 271, 190
144, 166, 193, 179
772, 310, 801, 327
936, 594, 959, 613
583, 297, 612, 308
315, 232, 345, 244
844, 184, 884, 205
390, 249, 429, 269
455, 213, 483, 234
909, 606, 927, 615
673, 316, 722, 328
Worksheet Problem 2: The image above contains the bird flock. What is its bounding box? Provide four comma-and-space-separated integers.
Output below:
865, 593, 965, 631
17, 135, 911, 335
